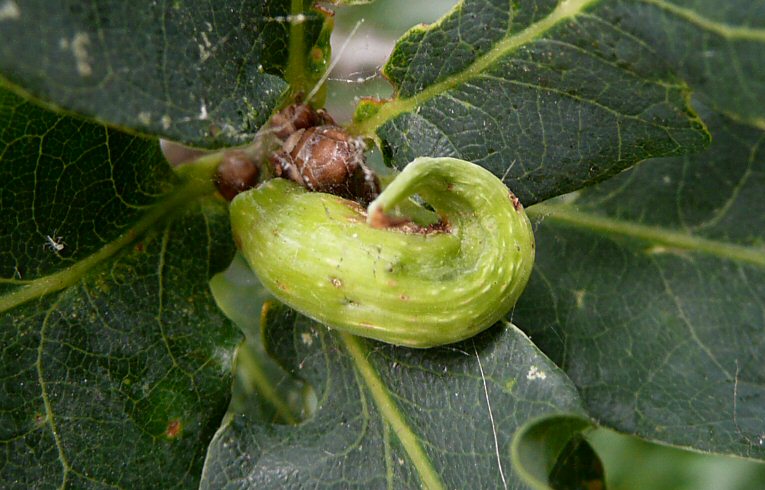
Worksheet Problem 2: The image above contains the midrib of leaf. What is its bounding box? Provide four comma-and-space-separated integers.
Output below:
529, 202, 765, 267
339, 332, 445, 490
637, 0, 765, 41
348, 0, 599, 136
0, 153, 223, 313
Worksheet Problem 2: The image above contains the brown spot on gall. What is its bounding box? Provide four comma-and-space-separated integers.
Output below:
341, 199, 366, 215
400, 294, 409, 301
368, 207, 406, 229
508, 191, 523, 211
368, 208, 451, 235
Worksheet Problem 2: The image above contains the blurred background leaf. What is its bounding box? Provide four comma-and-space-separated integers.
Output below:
589, 428, 765, 490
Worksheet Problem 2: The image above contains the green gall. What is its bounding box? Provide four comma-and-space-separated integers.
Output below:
230, 157, 535, 348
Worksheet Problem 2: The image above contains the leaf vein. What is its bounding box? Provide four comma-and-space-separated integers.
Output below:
529, 203, 765, 268
637, 0, 765, 41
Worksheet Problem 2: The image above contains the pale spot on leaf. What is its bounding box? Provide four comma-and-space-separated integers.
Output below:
71, 32, 93, 77
527, 365, 547, 380
574, 289, 585, 309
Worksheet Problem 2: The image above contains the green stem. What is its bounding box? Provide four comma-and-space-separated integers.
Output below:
285, 0, 307, 94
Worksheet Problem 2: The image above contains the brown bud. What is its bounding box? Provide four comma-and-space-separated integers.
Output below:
270, 150, 301, 184
269, 104, 336, 140
276, 125, 365, 196
215, 150, 260, 201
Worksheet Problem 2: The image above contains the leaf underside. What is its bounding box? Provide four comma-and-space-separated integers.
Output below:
0, 0, 325, 148
0, 88, 240, 488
